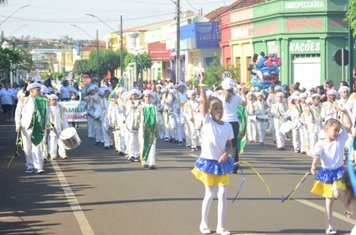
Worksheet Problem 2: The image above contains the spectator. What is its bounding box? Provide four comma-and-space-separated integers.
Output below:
60, 80, 71, 101
0, 83, 15, 122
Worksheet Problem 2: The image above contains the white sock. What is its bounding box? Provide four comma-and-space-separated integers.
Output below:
217, 185, 227, 231
201, 185, 217, 228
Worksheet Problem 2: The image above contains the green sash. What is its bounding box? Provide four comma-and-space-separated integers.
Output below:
236, 105, 247, 154
141, 106, 157, 163
31, 96, 47, 146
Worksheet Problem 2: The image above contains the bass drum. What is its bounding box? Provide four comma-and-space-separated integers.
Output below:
59, 127, 81, 150
280, 120, 293, 134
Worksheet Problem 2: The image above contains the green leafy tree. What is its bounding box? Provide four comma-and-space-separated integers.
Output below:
0, 47, 32, 81
88, 49, 127, 78
204, 57, 240, 89
73, 59, 92, 75
347, 0, 356, 36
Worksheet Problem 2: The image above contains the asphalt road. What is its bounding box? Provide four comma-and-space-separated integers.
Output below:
1, 120, 355, 235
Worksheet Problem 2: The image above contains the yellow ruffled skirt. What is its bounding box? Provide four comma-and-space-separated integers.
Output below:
311, 180, 346, 198
192, 167, 230, 187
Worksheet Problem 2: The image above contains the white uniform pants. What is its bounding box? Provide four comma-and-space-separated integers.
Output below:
292, 128, 306, 152
87, 116, 94, 138
157, 113, 165, 139
145, 138, 156, 166
274, 118, 285, 148
176, 114, 184, 142
114, 129, 126, 153
128, 131, 140, 157
247, 119, 257, 142
102, 125, 113, 147
21, 128, 44, 170
186, 120, 197, 148
48, 134, 66, 158
94, 119, 101, 143
164, 112, 177, 140
257, 121, 266, 143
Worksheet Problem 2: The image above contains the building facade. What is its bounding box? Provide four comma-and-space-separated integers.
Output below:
221, 0, 354, 88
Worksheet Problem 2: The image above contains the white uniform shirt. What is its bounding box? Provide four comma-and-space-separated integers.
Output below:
200, 115, 234, 161
312, 129, 349, 169
219, 94, 244, 122
0, 88, 14, 105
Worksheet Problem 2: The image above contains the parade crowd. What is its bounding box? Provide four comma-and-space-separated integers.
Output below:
2, 71, 356, 235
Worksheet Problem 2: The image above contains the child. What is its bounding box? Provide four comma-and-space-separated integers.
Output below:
271, 92, 288, 150
254, 92, 268, 144
310, 109, 352, 234
184, 90, 200, 151
139, 90, 157, 169
246, 92, 257, 143
47, 94, 69, 159
192, 72, 234, 235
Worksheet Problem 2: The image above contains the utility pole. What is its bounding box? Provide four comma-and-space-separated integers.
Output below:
176, 0, 181, 83
120, 15, 123, 77
96, 29, 100, 82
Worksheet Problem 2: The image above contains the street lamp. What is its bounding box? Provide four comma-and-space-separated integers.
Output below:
86, 13, 124, 78
9, 24, 28, 37
70, 24, 100, 81
0, 4, 30, 27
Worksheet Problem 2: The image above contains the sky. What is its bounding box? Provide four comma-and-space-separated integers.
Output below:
0, 0, 233, 41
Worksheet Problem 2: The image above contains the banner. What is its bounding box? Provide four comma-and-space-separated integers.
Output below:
59, 101, 87, 122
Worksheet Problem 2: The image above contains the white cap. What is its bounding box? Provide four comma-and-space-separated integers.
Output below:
156, 84, 163, 88
256, 92, 264, 97
48, 94, 59, 100
169, 88, 177, 94
221, 78, 235, 90
276, 92, 284, 97
161, 88, 168, 93
291, 95, 299, 100
143, 89, 154, 97
327, 89, 338, 96
177, 82, 187, 88
274, 85, 283, 91
129, 88, 141, 97
338, 86, 350, 93
305, 98, 313, 104
311, 93, 320, 99
166, 83, 174, 89
87, 85, 97, 93
299, 93, 308, 99
26, 83, 42, 91
247, 92, 255, 97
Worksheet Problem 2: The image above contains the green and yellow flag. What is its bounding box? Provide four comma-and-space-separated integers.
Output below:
31, 96, 47, 146
236, 105, 247, 154
141, 106, 157, 164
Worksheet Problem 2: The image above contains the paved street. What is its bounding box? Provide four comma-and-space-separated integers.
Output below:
1, 120, 356, 235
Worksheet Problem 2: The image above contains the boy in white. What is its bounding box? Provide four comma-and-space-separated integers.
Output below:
289, 94, 305, 153
100, 87, 113, 149
254, 92, 268, 144
184, 90, 200, 151
110, 88, 126, 155
176, 82, 188, 145
47, 94, 68, 159
246, 92, 257, 143
303, 95, 322, 156
161, 86, 179, 142
125, 89, 142, 162
271, 92, 288, 150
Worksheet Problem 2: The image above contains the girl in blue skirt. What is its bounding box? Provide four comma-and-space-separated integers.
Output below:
192, 72, 234, 235
311, 109, 352, 234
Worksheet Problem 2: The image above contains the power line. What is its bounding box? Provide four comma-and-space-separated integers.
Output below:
184, 0, 200, 11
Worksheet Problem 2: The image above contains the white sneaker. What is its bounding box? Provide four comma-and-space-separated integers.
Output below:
25, 168, 34, 174
36, 169, 45, 174
199, 225, 212, 234
216, 228, 231, 235
60, 155, 68, 159
325, 226, 337, 234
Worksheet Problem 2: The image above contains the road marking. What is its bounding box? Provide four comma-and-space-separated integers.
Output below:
51, 160, 95, 235
296, 199, 356, 225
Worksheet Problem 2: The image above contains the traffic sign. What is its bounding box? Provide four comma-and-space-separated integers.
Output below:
335, 49, 349, 66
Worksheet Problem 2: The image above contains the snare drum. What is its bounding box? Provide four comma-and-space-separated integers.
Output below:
280, 120, 293, 134
59, 127, 81, 150
256, 114, 269, 122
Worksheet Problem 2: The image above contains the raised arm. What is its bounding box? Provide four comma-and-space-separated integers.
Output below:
199, 71, 208, 118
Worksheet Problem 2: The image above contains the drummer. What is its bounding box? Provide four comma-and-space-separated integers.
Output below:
47, 94, 69, 159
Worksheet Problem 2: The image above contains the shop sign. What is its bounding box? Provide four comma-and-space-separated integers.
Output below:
231, 24, 252, 39
289, 40, 321, 53
148, 43, 171, 61
254, 21, 279, 36
286, 19, 323, 32
284, 0, 324, 9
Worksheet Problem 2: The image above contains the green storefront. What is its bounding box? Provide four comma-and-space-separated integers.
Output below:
251, 0, 354, 88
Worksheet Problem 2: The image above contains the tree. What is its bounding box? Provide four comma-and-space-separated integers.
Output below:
347, 0, 356, 36
0, 47, 32, 81
88, 49, 127, 78
124, 52, 152, 70
73, 59, 92, 75
0, 0, 7, 4
204, 56, 240, 89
